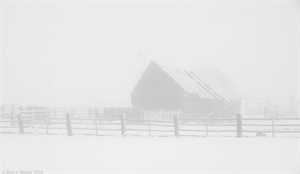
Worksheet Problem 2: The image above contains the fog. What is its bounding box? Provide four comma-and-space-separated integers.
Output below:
1, 1, 298, 107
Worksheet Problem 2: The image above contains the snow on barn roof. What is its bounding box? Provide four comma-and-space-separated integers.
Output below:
153, 61, 240, 103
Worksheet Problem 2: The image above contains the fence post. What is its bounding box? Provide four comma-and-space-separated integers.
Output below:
237, 113, 242, 138
121, 114, 126, 136
272, 118, 275, 137
66, 113, 73, 136
48, 115, 51, 126
174, 115, 179, 137
17, 114, 24, 134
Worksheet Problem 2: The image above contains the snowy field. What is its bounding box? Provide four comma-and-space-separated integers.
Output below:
1, 135, 299, 174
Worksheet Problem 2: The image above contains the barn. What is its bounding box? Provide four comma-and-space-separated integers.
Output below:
131, 61, 241, 118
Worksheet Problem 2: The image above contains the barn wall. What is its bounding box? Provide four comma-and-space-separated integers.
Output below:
183, 92, 240, 118
183, 92, 225, 118
131, 62, 184, 110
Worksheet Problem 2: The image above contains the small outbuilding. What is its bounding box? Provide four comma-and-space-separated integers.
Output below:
131, 61, 241, 118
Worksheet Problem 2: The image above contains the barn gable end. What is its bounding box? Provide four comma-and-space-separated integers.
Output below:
131, 61, 184, 110
131, 61, 241, 118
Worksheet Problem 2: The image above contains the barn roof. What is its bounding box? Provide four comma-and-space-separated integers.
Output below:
152, 61, 240, 103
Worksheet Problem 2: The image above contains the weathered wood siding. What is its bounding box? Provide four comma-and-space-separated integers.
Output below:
131, 62, 184, 110
183, 92, 225, 118
183, 92, 240, 118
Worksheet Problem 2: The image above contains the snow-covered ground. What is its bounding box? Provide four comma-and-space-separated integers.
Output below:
1, 135, 299, 173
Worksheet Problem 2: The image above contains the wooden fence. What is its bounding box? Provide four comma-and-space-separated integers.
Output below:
0, 113, 299, 137
245, 97, 298, 117
142, 110, 184, 121
0, 104, 144, 119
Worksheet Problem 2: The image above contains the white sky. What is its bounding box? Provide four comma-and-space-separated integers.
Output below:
1, 1, 299, 107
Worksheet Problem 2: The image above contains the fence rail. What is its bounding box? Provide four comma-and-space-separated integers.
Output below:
0, 113, 299, 137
